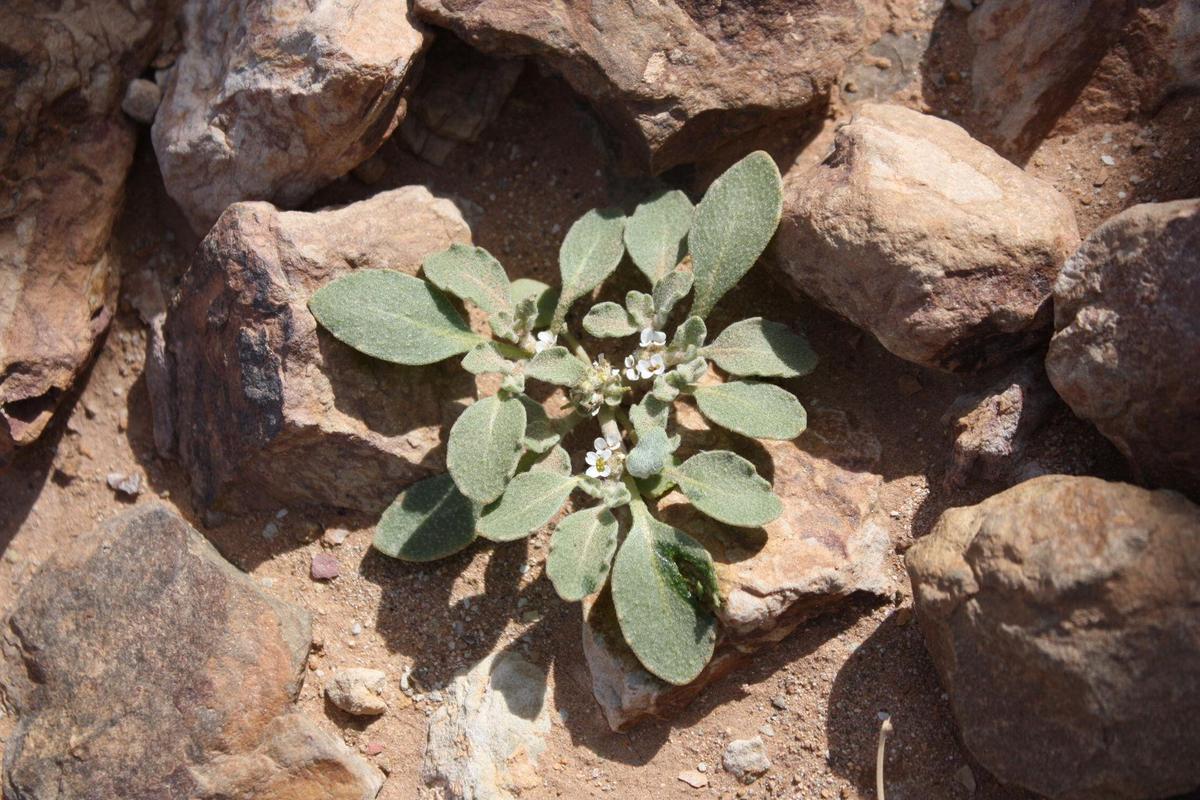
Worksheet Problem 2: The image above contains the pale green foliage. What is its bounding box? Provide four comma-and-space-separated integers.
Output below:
703, 317, 818, 378
689, 152, 784, 319
310, 150, 821, 685
446, 394, 526, 504
694, 381, 807, 440
478, 470, 577, 542
309, 270, 482, 364
423, 243, 514, 316
546, 507, 620, 601
624, 189, 693, 284
670, 450, 783, 528
553, 208, 626, 330
611, 507, 718, 684
374, 474, 478, 561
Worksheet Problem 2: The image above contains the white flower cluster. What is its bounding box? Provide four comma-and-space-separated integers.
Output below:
534, 330, 558, 353
570, 354, 624, 417
585, 432, 624, 479
624, 328, 667, 381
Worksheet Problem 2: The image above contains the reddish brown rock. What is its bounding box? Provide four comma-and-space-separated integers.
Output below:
0, 0, 170, 466
152, 0, 429, 233
164, 186, 474, 512
1046, 199, 1200, 499
583, 405, 891, 730
0, 503, 382, 800
412, 0, 862, 172
907, 475, 1200, 800
773, 103, 1079, 372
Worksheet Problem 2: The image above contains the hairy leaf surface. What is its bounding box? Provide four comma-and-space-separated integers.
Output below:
694, 381, 807, 440
477, 470, 576, 542
670, 450, 782, 527
703, 318, 817, 378
553, 208, 626, 328
625, 189, 694, 284
423, 244, 513, 315
447, 394, 526, 504
546, 507, 619, 601
374, 474, 477, 561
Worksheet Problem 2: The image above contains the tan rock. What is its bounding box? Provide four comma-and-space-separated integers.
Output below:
773, 103, 1079, 372
0, 0, 170, 466
583, 405, 891, 730
1, 504, 381, 799
1047, 200, 1200, 499
152, 0, 429, 233
164, 186, 475, 512
412, 0, 862, 172
326, 668, 389, 716
907, 475, 1200, 800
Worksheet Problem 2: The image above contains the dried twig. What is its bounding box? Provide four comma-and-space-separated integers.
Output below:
876, 715, 893, 800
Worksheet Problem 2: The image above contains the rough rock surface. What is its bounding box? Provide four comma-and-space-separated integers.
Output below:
401, 36, 524, 166
773, 103, 1080, 372
0, 0, 169, 466
907, 475, 1200, 800
152, 0, 429, 233
722, 737, 771, 784
326, 668, 389, 716
1, 503, 382, 799
412, 0, 862, 172
164, 186, 474, 512
423, 651, 552, 800
1046, 200, 1200, 499
584, 404, 891, 730
944, 359, 1056, 487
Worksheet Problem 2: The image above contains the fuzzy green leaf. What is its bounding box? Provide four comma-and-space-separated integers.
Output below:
423, 244, 513, 316
670, 450, 782, 527
477, 470, 577, 542
702, 318, 817, 378
694, 381, 807, 440
670, 317, 707, 356
526, 346, 589, 386
630, 394, 671, 435
528, 444, 572, 475
447, 394, 527, 504
689, 152, 783, 319
578, 477, 633, 509
624, 189, 694, 284
519, 395, 560, 453
553, 208, 626, 329
625, 427, 672, 479
374, 474, 478, 562
511, 278, 558, 330
546, 507, 620, 601
635, 454, 681, 498
612, 509, 718, 685
652, 269, 694, 326
309, 271, 482, 365
625, 291, 655, 329
583, 302, 638, 338
462, 342, 515, 375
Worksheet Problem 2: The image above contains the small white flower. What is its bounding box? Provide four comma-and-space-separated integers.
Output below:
624, 355, 640, 381
637, 352, 666, 379
640, 328, 667, 348
534, 331, 558, 353
585, 437, 614, 478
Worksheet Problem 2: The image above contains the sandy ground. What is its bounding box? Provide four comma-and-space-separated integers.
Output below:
2, 3, 1196, 797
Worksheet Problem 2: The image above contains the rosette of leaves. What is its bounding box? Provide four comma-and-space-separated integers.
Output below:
308, 152, 817, 686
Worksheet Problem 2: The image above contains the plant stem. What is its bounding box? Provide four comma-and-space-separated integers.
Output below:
561, 329, 591, 363
876, 716, 893, 800
597, 406, 622, 448
614, 406, 637, 444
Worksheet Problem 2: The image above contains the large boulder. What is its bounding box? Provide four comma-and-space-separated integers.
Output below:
412, 0, 862, 172
1, 503, 382, 799
0, 0, 169, 467
906, 475, 1200, 800
152, 0, 429, 233
1047, 200, 1200, 499
584, 405, 891, 730
164, 187, 474, 513
773, 103, 1080, 372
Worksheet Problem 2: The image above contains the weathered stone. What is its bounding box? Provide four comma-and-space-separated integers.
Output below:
773, 103, 1079, 372
722, 737, 771, 784
944, 359, 1056, 488
311, 551, 342, 581
1046, 200, 1200, 499
164, 186, 474, 512
412, 0, 862, 172
583, 404, 891, 730
400, 36, 523, 166
0, 0, 169, 466
121, 78, 163, 124
907, 475, 1200, 800
326, 668, 388, 716
423, 651, 551, 800
152, 0, 429, 233
1, 503, 382, 799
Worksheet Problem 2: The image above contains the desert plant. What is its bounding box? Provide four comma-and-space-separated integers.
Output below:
308, 151, 817, 685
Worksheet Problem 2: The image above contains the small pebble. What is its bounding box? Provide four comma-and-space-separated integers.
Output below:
1100, 154, 1116, 166
678, 770, 709, 789
323, 527, 350, 547
106, 472, 142, 497
351, 622, 363, 636
364, 742, 385, 756
771, 695, 789, 711
261, 521, 279, 540
310, 552, 340, 581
